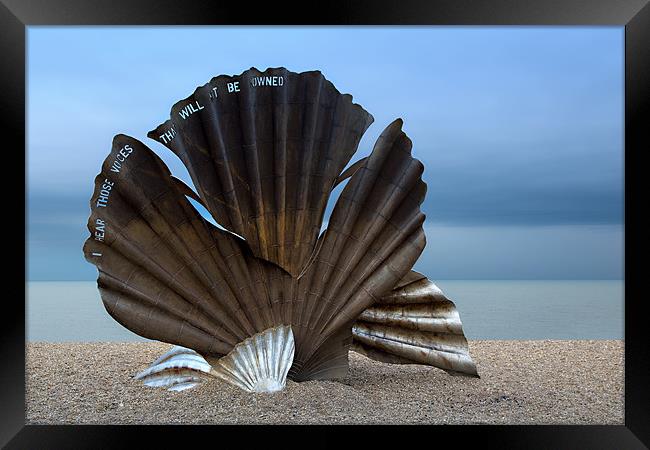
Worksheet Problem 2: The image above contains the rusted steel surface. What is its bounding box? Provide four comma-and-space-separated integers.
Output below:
148, 67, 374, 278
83, 67, 477, 383
289, 118, 427, 380
352, 271, 479, 377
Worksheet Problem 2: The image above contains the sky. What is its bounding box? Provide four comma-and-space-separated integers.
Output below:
27, 26, 624, 281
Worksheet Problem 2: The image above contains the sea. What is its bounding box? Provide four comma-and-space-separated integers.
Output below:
26, 280, 624, 342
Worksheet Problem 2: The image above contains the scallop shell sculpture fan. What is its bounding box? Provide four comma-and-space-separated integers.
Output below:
83, 67, 478, 393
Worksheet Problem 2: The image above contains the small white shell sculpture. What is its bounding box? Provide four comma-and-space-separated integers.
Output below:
211, 325, 295, 393
135, 326, 295, 393
134, 346, 213, 392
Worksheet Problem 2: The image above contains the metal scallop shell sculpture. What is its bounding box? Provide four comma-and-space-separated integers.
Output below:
83, 67, 478, 393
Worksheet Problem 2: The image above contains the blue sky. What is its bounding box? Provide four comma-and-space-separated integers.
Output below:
27, 26, 624, 280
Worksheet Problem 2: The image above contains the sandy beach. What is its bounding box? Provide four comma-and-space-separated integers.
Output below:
26, 340, 623, 425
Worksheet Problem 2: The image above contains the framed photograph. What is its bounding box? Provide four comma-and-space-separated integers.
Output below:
4, 0, 648, 447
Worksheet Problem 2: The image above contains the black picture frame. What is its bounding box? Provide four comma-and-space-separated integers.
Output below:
4, 0, 648, 447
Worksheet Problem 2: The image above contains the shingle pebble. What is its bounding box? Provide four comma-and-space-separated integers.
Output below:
25, 340, 624, 424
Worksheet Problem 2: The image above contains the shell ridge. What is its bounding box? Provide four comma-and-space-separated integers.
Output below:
294, 96, 355, 280
211, 357, 251, 389
182, 89, 248, 239
291, 74, 324, 277
93, 231, 241, 345
235, 77, 267, 261
253, 334, 268, 381
225, 347, 257, 389
254, 333, 267, 380
176, 196, 259, 337
263, 331, 274, 380
156, 121, 238, 233
98, 274, 232, 342
358, 306, 463, 334
352, 323, 476, 370
273, 68, 290, 273
200, 92, 251, 230
300, 144, 390, 330
326, 124, 408, 259
147, 68, 373, 276
142, 371, 202, 385
135, 356, 212, 379
289, 75, 324, 330
228, 342, 256, 390
207, 73, 260, 263
126, 162, 257, 340
317, 135, 423, 324
300, 358, 348, 380
247, 222, 280, 329
100, 219, 249, 343
244, 339, 266, 388
301, 123, 409, 338
278, 325, 294, 382
291, 324, 350, 380
267, 261, 291, 329
299, 341, 348, 377
236, 247, 276, 332
134, 344, 217, 391
142, 375, 200, 388
355, 322, 466, 354
192, 109, 280, 335
212, 325, 294, 392
216, 356, 255, 391
215, 328, 248, 390
208, 226, 270, 333
150, 345, 196, 366
242, 339, 262, 384
332, 156, 368, 189
167, 381, 200, 392
295, 228, 327, 280
267, 322, 277, 380
322, 188, 426, 321
350, 270, 478, 377
348, 213, 424, 290
274, 324, 286, 381
89, 141, 250, 341
86, 139, 291, 352
260, 260, 280, 329
300, 144, 424, 366
289, 243, 321, 346
99, 281, 232, 355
